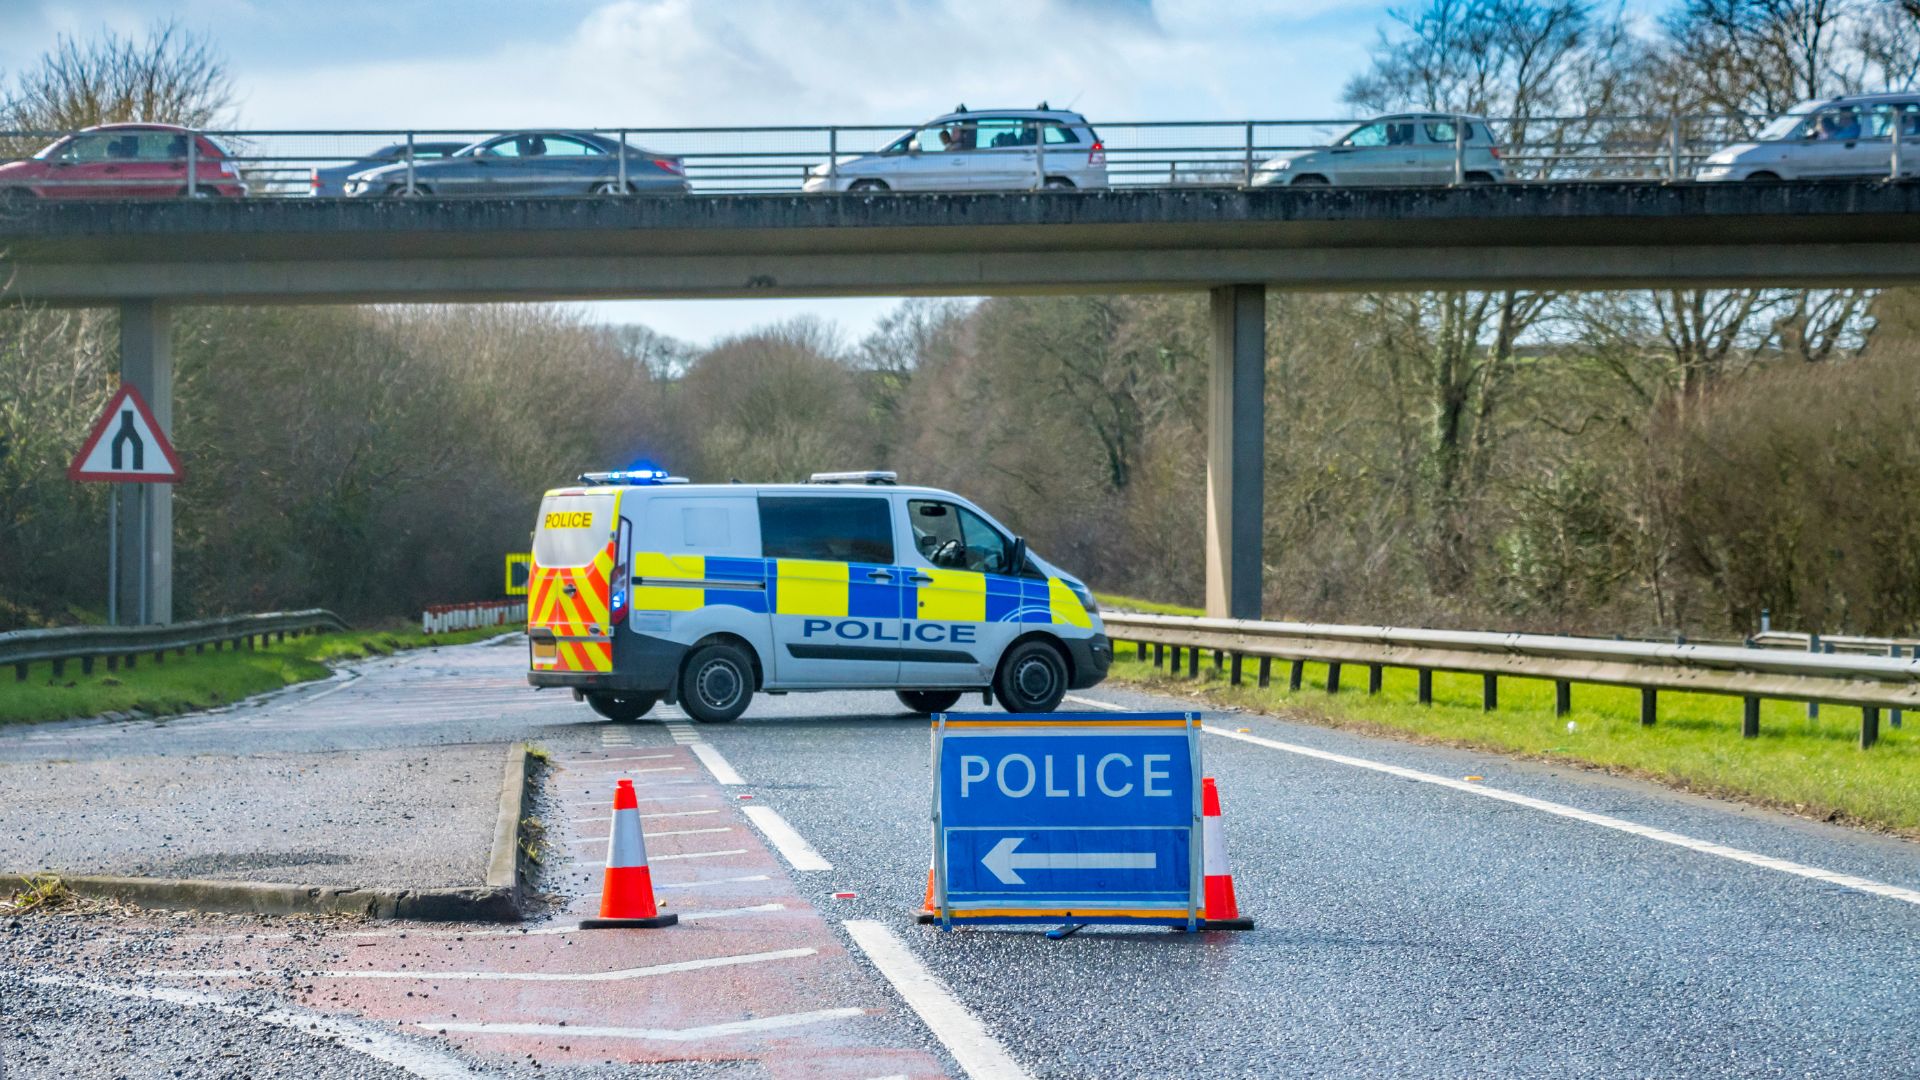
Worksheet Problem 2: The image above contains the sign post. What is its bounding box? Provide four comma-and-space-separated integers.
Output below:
69, 384, 184, 625
925, 710, 1219, 931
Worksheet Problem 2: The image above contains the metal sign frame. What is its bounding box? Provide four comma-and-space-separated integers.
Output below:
929, 710, 1203, 930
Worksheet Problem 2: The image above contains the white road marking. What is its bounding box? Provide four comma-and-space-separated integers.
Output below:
638, 847, 749, 862
33, 975, 480, 1080
146, 947, 816, 983
567, 826, 734, 844
1205, 723, 1920, 907
331, 904, 785, 939
418, 1007, 865, 1042
741, 805, 832, 871
603, 766, 687, 776
842, 920, 1030, 1080
689, 742, 745, 785
587, 753, 673, 762
566, 795, 714, 808
1063, 695, 1126, 711
655, 873, 770, 889
681, 902, 788, 920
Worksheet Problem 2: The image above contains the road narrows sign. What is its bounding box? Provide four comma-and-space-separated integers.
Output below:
68, 384, 184, 483
928, 710, 1204, 929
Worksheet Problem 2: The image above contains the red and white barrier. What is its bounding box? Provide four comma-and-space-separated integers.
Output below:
421, 600, 527, 635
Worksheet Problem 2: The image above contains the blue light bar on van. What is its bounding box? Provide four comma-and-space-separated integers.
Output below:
577, 469, 689, 486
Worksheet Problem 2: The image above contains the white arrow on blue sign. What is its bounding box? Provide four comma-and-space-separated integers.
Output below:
980, 836, 1157, 885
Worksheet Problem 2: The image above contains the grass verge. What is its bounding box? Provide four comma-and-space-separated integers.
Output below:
1, 625, 509, 727
1097, 595, 1920, 837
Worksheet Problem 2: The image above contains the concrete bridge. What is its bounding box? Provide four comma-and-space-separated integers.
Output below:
7, 181, 1918, 623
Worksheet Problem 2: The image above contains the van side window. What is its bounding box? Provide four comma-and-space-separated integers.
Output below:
909, 499, 1013, 574
759, 497, 894, 563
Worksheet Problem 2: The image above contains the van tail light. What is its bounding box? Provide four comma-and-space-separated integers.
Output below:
609, 581, 629, 626
655, 157, 685, 176
1088, 141, 1106, 167
1490, 146, 1503, 159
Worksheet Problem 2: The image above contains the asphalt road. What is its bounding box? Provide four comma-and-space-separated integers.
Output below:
5, 636, 1920, 1078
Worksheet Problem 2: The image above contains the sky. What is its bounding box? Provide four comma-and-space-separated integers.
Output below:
2, 0, 1407, 345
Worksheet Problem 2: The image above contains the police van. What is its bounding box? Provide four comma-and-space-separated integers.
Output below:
526, 469, 1112, 722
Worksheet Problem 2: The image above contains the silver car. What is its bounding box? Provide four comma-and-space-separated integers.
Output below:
310, 141, 465, 197
1252, 114, 1503, 186
344, 131, 689, 197
1696, 94, 1920, 181
804, 106, 1108, 193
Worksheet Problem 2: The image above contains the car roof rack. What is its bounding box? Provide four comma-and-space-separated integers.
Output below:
807, 470, 898, 486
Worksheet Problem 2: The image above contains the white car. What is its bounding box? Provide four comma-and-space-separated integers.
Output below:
803, 106, 1108, 193
1696, 94, 1920, 181
1251, 114, 1504, 186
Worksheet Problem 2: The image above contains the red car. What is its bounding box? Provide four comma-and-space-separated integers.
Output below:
0, 122, 246, 198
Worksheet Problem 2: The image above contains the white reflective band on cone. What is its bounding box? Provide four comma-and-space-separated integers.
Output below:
1203, 814, 1229, 873
607, 807, 649, 868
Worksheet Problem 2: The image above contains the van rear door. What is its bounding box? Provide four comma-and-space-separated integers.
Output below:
529, 490, 622, 676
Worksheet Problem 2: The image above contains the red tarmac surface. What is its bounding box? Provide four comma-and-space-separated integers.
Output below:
124, 745, 948, 1077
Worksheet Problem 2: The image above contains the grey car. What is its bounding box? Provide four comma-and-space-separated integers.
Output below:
310, 141, 466, 197
343, 131, 689, 197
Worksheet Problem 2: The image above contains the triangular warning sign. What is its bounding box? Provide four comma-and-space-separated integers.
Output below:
68, 384, 184, 483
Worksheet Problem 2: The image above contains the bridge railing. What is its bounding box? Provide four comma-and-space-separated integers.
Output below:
1, 609, 349, 681
1100, 610, 1916, 749
2, 110, 1882, 200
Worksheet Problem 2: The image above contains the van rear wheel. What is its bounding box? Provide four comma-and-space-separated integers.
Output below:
587, 692, 657, 723
994, 641, 1068, 713
679, 642, 754, 723
897, 690, 964, 715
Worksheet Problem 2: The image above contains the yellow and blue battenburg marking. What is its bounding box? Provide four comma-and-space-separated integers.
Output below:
628, 553, 1091, 625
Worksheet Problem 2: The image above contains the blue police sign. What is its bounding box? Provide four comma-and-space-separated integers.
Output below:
928, 711, 1203, 929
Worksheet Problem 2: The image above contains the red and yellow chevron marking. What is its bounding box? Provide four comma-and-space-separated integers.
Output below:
528, 540, 616, 674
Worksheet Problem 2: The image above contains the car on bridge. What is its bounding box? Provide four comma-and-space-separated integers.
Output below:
341, 131, 689, 197
1696, 94, 1920, 182
1250, 114, 1503, 186
0, 123, 246, 199
308, 140, 466, 197
525, 468, 1111, 722
803, 106, 1108, 193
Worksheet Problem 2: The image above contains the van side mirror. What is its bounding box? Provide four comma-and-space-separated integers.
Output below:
1009, 536, 1029, 576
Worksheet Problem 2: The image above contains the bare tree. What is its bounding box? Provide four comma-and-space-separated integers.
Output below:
3, 20, 233, 133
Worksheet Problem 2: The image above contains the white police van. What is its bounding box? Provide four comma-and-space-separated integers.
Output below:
526, 469, 1112, 722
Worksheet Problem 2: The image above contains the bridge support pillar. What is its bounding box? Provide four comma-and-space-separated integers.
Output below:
114, 299, 173, 625
1205, 284, 1265, 619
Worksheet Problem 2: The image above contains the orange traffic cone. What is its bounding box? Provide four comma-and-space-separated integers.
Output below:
580, 778, 678, 929
1200, 776, 1253, 930
914, 862, 940, 924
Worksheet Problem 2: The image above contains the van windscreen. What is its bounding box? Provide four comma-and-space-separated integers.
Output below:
534, 493, 615, 567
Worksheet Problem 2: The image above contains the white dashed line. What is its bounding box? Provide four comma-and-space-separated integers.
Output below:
689, 742, 745, 785
1063, 694, 1920, 909
418, 1007, 864, 1042
148, 947, 815, 983
567, 826, 734, 844
741, 805, 831, 871
843, 920, 1030, 1080
655, 874, 770, 889
638, 847, 749, 862
33, 975, 480, 1079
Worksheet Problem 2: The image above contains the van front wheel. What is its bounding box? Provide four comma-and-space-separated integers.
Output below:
995, 641, 1068, 713
679, 642, 754, 723
897, 690, 964, 715
587, 692, 657, 723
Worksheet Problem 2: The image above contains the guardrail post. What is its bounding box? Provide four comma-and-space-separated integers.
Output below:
1258, 657, 1271, 689
1417, 669, 1432, 705
618, 128, 629, 193
186, 135, 198, 197
1482, 673, 1497, 711
828, 127, 838, 187
127, 652, 136, 669
1893, 118, 1902, 181
1288, 660, 1304, 691
107, 655, 118, 672
1036, 121, 1046, 191
1230, 654, 1243, 686
405, 132, 417, 196
1861, 706, 1881, 749
1759, 608, 1771, 633
1453, 117, 1465, 186
1326, 663, 1342, 694
58, 659, 71, 677
14, 662, 25, 681
1134, 641, 1146, 661
153, 649, 163, 665
1554, 680, 1571, 717
1244, 121, 1255, 186
1640, 688, 1658, 726
1806, 634, 1821, 719
1742, 697, 1761, 738
1187, 648, 1200, 679
1367, 664, 1382, 695
1667, 113, 1680, 180
1213, 649, 1224, 671
1153, 643, 1164, 668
